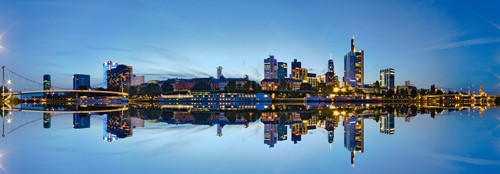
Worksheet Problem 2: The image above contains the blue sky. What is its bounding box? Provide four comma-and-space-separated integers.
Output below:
0, 0, 499, 93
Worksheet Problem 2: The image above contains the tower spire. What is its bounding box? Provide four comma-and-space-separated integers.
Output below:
351, 34, 356, 52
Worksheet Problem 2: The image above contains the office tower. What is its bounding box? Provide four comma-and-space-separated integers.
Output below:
325, 53, 340, 86
73, 74, 90, 90
43, 74, 51, 90
264, 55, 278, 79
328, 53, 334, 72
103, 61, 118, 89
43, 113, 51, 129
277, 62, 287, 80
343, 35, 364, 87
106, 64, 133, 92
291, 59, 301, 69
380, 68, 395, 89
380, 114, 395, 134
73, 113, 91, 129
216, 66, 223, 79
133, 75, 145, 86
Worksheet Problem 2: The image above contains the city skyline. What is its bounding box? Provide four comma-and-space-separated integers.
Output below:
0, 0, 499, 93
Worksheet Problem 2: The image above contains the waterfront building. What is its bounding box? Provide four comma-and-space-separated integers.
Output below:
43, 74, 51, 90
343, 35, 364, 87
73, 113, 90, 129
217, 66, 223, 79
380, 114, 395, 134
325, 53, 340, 87
292, 68, 308, 81
133, 75, 145, 86
264, 55, 278, 79
291, 59, 301, 70
103, 61, 118, 89
380, 68, 395, 89
277, 62, 287, 80
307, 73, 318, 88
106, 64, 133, 92
260, 78, 301, 91
73, 74, 90, 90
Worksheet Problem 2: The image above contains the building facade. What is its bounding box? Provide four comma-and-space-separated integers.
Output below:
277, 62, 287, 80
264, 55, 278, 79
380, 68, 395, 89
133, 75, 145, 86
343, 36, 364, 87
43, 74, 51, 90
73, 74, 90, 90
106, 64, 133, 91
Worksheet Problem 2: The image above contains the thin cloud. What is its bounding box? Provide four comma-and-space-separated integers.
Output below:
427, 38, 500, 51
420, 151, 500, 166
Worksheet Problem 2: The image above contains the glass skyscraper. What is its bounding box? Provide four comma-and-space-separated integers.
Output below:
264, 55, 278, 79
343, 36, 364, 87
73, 74, 91, 90
380, 68, 395, 89
277, 62, 287, 80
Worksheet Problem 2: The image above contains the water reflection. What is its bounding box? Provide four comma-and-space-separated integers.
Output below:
0, 102, 497, 169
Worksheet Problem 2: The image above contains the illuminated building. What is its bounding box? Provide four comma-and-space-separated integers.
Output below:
133, 75, 145, 86
106, 112, 133, 139
103, 61, 118, 89
264, 55, 278, 79
43, 113, 51, 129
106, 64, 133, 91
73, 74, 90, 90
307, 73, 318, 87
291, 123, 302, 144
380, 68, 395, 89
325, 53, 340, 87
292, 68, 308, 81
277, 62, 287, 80
343, 35, 364, 87
380, 114, 395, 134
73, 113, 90, 129
344, 116, 364, 167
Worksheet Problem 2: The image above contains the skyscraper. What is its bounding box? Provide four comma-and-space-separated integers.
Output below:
43, 74, 51, 90
343, 35, 364, 87
103, 61, 118, 89
264, 55, 278, 79
106, 64, 133, 92
73, 74, 90, 90
328, 53, 334, 73
291, 59, 301, 70
277, 62, 287, 80
325, 53, 340, 87
216, 66, 223, 79
380, 68, 395, 89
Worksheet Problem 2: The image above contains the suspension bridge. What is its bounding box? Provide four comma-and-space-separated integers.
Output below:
1, 66, 128, 100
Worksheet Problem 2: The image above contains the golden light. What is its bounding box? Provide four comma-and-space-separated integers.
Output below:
6, 80, 11, 84
7, 118, 12, 124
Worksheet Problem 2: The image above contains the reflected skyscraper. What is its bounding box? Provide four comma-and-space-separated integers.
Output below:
73, 113, 90, 129
380, 114, 395, 134
264, 123, 277, 148
291, 123, 302, 144
344, 116, 364, 167
277, 124, 287, 141
43, 113, 51, 129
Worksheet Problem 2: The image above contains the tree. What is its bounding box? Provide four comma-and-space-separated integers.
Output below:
127, 86, 138, 97
410, 88, 418, 98
374, 81, 381, 95
385, 89, 394, 98
436, 89, 444, 95
191, 81, 211, 91
300, 83, 312, 91
242, 81, 262, 93
161, 82, 174, 94
224, 80, 237, 93
277, 81, 290, 91
430, 84, 436, 95
140, 83, 162, 96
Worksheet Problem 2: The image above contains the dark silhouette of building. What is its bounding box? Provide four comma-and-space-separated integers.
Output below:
73, 74, 90, 90
106, 64, 133, 92
73, 113, 90, 129
277, 62, 287, 80
43, 113, 51, 129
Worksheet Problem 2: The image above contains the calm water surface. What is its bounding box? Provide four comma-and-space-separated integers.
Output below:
0, 105, 498, 174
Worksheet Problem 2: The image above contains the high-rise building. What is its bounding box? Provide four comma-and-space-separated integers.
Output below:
106, 64, 133, 92
277, 62, 287, 80
264, 55, 278, 79
43, 74, 51, 90
380, 114, 395, 134
216, 66, 223, 79
325, 53, 340, 87
43, 113, 51, 129
133, 75, 145, 86
328, 53, 334, 73
73, 74, 90, 90
264, 123, 278, 148
380, 68, 395, 89
343, 35, 364, 87
103, 61, 118, 89
291, 59, 301, 70
73, 113, 90, 129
